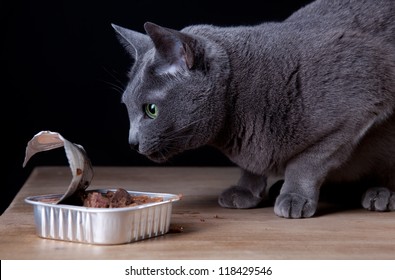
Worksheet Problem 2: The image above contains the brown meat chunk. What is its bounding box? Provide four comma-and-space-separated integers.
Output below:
83, 192, 110, 208
108, 188, 133, 208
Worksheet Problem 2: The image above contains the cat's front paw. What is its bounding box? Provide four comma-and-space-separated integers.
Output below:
361, 187, 395, 211
218, 186, 263, 209
274, 193, 317, 218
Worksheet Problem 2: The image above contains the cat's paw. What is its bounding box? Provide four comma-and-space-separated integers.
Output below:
274, 193, 317, 218
361, 187, 395, 211
218, 186, 263, 209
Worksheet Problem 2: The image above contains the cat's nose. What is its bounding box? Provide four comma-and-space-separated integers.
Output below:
128, 124, 140, 151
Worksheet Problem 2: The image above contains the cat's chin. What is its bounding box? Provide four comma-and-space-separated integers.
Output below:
144, 151, 173, 163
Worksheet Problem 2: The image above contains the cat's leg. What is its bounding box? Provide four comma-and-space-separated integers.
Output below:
274, 155, 323, 218
361, 175, 395, 211
355, 131, 395, 211
361, 187, 395, 211
218, 169, 268, 208
273, 117, 391, 218
273, 138, 352, 218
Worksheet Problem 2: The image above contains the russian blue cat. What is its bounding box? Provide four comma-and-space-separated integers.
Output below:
112, 0, 395, 218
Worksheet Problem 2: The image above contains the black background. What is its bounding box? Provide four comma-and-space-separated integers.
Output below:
2, 0, 314, 214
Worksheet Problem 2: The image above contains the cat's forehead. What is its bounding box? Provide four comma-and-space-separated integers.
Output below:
122, 84, 170, 107
123, 53, 170, 103
123, 43, 196, 105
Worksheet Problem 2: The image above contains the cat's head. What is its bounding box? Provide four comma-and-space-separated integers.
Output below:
112, 22, 230, 162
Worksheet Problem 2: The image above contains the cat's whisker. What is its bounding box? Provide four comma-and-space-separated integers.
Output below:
165, 117, 211, 136
155, 117, 212, 152
101, 80, 125, 95
101, 66, 127, 95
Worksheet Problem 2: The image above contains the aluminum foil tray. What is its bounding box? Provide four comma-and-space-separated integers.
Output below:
25, 189, 180, 245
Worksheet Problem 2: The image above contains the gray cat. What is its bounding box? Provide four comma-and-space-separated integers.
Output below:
112, 0, 395, 218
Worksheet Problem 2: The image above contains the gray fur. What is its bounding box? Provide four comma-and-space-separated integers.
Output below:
113, 0, 395, 218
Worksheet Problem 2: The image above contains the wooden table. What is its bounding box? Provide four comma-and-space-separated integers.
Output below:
1, 166, 394, 260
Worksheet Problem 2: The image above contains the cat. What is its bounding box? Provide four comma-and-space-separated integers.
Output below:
112, 0, 395, 218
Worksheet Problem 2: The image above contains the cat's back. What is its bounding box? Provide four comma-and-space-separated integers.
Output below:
286, 0, 395, 45
182, 0, 395, 52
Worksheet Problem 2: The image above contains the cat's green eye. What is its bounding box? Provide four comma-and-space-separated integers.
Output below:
144, 103, 158, 119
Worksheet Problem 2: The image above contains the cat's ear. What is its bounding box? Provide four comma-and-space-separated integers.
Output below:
144, 22, 194, 72
111, 24, 151, 60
